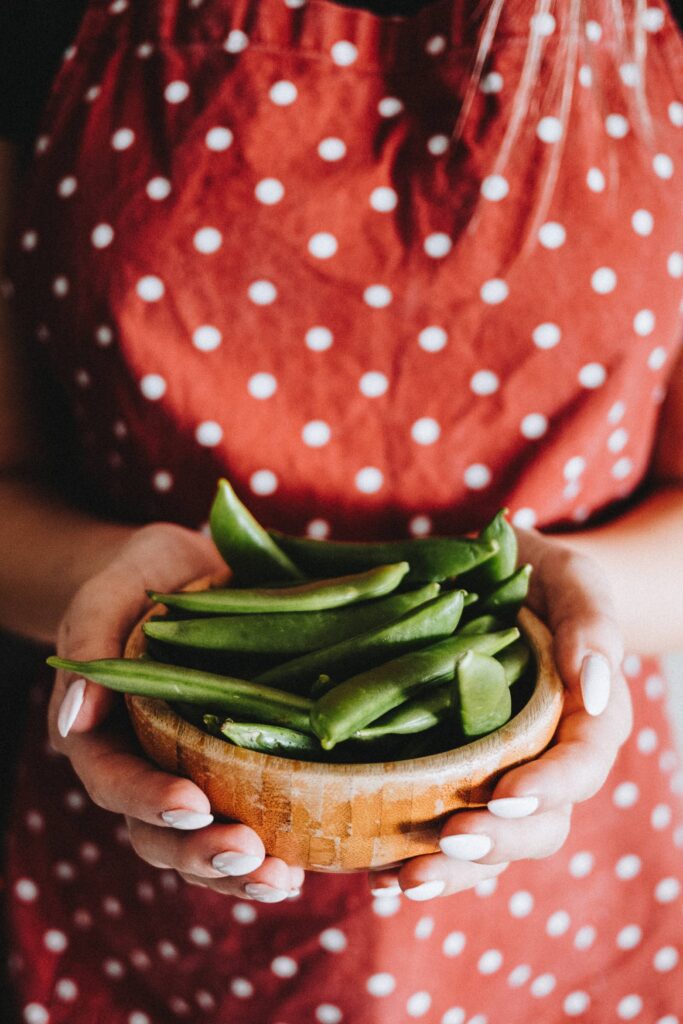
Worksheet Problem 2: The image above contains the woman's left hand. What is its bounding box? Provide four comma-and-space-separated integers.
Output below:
368, 528, 634, 902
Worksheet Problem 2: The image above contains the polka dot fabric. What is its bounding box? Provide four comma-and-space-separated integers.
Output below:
5, 0, 683, 1020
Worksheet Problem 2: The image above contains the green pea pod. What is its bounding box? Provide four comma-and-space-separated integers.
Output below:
149, 562, 409, 615
218, 721, 322, 760
459, 509, 518, 589
46, 656, 314, 734
456, 651, 512, 737
143, 583, 440, 657
310, 624, 518, 749
496, 637, 532, 686
310, 673, 335, 698
268, 531, 499, 584
254, 589, 465, 693
479, 563, 532, 615
209, 478, 304, 583
459, 613, 507, 636
354, 685, 454, 739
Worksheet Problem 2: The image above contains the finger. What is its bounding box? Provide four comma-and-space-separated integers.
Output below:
127, 818, 274, 879
368, 870, 401, 899
439, 805, 572, 865
178, 857, 302, 901
487, 671, 632, 814
396, 857, 508, 900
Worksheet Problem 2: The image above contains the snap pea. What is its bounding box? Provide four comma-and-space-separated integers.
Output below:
456, 651, 512, 737
142, 583, 441, 656
268, 531, 499, 584
149, 562, 409, 615
209, 478, 304, 583
495, 637, 532, 686
459, 509, 518, 589
217, 721, 322, 759
459, 613, 507, 636
310, 673, 335, 698
479, 563, 532, 615
309, 625, 519, 749
254, 589, 466, 693
46, 656, 314, 734
354, 685, 454, 739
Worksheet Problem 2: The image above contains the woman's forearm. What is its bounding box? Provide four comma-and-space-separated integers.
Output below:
557, 484, 683, 655
0, 474, 134, 644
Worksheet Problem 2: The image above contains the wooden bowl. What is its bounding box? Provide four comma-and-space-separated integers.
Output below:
125, 584, 564, 872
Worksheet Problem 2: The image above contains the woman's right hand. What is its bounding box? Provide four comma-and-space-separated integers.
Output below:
47, 522, 304, 902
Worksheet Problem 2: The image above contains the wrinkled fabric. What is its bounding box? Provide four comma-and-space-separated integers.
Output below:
5, 0, 683, 1020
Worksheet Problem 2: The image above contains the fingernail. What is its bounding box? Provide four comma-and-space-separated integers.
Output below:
57, 678, 87, 738
211, 852, 263, 876
581, 653, 611, 716
403, 880, 446, 901
160, 810, 214, 830
370, 884, 402, 899
439, 834, 493, 861
487, 796, 539, 819
244, 883, 289, 903
287, 888, 302, 899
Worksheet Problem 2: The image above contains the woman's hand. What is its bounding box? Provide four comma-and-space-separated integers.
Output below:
369, 529, 633, 901
48, 522, 304, 902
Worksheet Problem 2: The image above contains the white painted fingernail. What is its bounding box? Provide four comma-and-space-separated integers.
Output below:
211, 852, 263, 876
244, 883, 288, 903
439, 834, 493, 861
403, 880, 446, 901
370, 884, 402, 899
581, 652, 611, 716
487, 796, 539, 818
160, 810, 214, 830
57, 678, 87, 738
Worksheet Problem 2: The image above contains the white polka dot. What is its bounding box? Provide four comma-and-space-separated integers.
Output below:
585, 19, 603, 41
372, 895, 401, 916
194, 991, 215, 1011
586, 167, 606, 192
271, 955, 298, 978
315, 1006, 342, 1024
647, 673, 666, 698
15, 879, 39, 902
231, 902, 257, 924
605, 114, 629, 138
140, 374, 167, 400
248, 280, 277, 305
641, 6, 665, 31
363, 285, 393, 308
306, 326, 333, 351
136, 276, 165, 301
55, 979, 78, 1001
564, 991, 590, 1016
57, 176, 78, 197
636, 727, 657, 753
464, 464, 491, 490
619, 63, 641, 87
23, 1006, 49, 1024
355, 467, 384, 493
319, 928, 347, 952
537, 117, 563, 143
367, 972, 396, 995
192, 325, 222, 351
52, 276, 69, 297
65, 790, 86, 812
531, 973, 556, 997
480, 278, 508, 304
532, 322, 561, 349
109, 0, 128, 12
508, 890, 534, 917
146, 177, 171, 200
669, 100, 683, 126
129, 1014, 151, 1024
427, 134, 450, 155
409, 514, 432, 537
164, 81, 190, 104
270, 80, 297, 105
75, 368, 91, 388
481, 175, 509, 201
441, 1010, 466, 1024
617, 924, 642, 950
442, 931, 466, 956
189, 926, 212, 947
578, 362, 606, 388
569, 851, 594, 878
103, 958, 125, 978
34, 134, 50, 154
378, 96, 403, 117
414, 916, 434, 939
563, 456, 586, 480
470, 370, 499, 395
91, 223, 114, 248
230, 978, 254, 998
574, 925, 596, 950
359, 371, 389, 397
578, 64, 593, 88
193, 227, 222, 254
520, 413, 548, 439
370, 186, 398, 212
653, 153, 674, 179
308, 232, 338, 259
331, 40, 358, 65
152, 470, 173, 493
407, 991, 432, 1017
425, 34, 447, 55
195, 421, 223, 447
611, 457, 633, 480
157, 940, 179, 960
478, 949, 503, 975
250, 470, 278, 495
656, 1018, 679, 1024
21, 230, 39, 250
655, 877, 680, 902
53, 861, 76, 881
648, 347, 667, 371
654, 946, 679, 972
424, 233, 452, 258
613, 781, 639, 808
511, 507, 537, 529
318, 137, 346, 161
411, 418, 441, 445
205, 127, 233, 151
546, 911, 570, 936
111, 128, 135, 150
224, 30, 249, 53
607, 428, 629, 453
135, 42, 154, 58
633, 309, 655, 336
480, 71, 503, 93
418, 326, 448, 352
538, 222, 566, 248
508, 964, 532, 987
302, 420, 331, 447
660, 749, 677, 770
623, 654, 641, 676
615, 854, 641, 879
668, 252, 683, 278
255, 178, 284, 205
531, 11, 556, 35
591, 267, 617, 294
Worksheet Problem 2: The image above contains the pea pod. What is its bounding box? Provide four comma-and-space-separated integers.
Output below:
459, 613, 507, 636
210, 478, 304, 583
310, 625, 519, 749
217, 721, 322, 760
268, 531, 499, 584
149, 562, 409, 615
456, 651, 512, 737
479, 563, 532, 615
496, 637, 532, 686
254, 590, 466, 693
459, 509, 518, 589
46, 656, 314, 734
143, 583, 440, 656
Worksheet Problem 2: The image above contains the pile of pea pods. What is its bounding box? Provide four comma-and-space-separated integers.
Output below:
49, 480, 535, 764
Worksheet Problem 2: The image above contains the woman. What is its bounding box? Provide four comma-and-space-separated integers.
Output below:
0, 0, 681, 1021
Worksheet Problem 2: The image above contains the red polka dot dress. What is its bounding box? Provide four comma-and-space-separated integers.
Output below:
5, 0, 683, 1021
